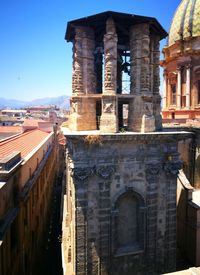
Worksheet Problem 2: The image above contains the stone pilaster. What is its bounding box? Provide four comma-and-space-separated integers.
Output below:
97, 165, 114, 275
151, 36, 160, 95
186, 64, 191, 109
76, 204, 87, 275
100, 18, 118, 133
163, 70, 167, 109
151, 36, 162, 130
145, 160, 161, 274
177, 67, 182, 110
163, 152, 182, 272
71, 167, 93, 275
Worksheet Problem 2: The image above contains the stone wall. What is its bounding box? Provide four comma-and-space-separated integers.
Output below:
64, 132, 186, 275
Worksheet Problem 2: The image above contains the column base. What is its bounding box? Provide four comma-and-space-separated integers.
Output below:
68, 97, 97, 131
141, 115, 155, 133
100, 114, 118, 133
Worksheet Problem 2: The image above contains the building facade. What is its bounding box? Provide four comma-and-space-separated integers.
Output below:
62, 11, 188, 275
161, 0, 200, 121
0, 128, 59, 275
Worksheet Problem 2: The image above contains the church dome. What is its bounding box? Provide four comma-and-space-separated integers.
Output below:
168, 0, 200, 46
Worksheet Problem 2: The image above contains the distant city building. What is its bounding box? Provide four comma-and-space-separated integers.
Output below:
1, 109, 27, 118
161, 0, 200, 122
160, 0, 200, 272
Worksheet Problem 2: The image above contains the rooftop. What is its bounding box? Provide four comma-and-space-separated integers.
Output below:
0, 126, 23, 134
66, 10, 167, 44
0, 129, 51, 160
0, 126, 24, 141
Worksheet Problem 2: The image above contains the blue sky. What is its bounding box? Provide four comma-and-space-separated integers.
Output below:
0, 0, 180, 101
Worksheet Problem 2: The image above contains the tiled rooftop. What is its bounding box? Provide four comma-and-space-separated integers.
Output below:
23, 119, 43, 127
0, 126, 23, 133
0, 126, 24, 141
0, 129, 51, 159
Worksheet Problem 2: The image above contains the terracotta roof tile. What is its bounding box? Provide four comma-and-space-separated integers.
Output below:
0, 129, 51, 159
0, 126, 23, 133
23, 119, 43, 127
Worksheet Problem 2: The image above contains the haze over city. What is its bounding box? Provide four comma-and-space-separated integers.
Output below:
0, 0, 180, 101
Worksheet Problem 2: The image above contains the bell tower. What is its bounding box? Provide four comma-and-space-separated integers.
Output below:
62, 11, 187, 275
66, 11, 166, 133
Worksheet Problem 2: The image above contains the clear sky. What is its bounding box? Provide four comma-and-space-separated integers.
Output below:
0, 0, 180, 101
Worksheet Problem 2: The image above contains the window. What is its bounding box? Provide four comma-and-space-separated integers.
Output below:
171, 84, 176, 105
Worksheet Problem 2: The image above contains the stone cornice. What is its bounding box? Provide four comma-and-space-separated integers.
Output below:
64, 131, 192, 145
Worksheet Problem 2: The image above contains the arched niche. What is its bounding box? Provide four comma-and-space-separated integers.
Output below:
112, 190, 146, 256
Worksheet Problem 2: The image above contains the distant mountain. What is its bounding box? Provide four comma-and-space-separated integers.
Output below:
0, 95, 70, 110
0, 98, 27, 109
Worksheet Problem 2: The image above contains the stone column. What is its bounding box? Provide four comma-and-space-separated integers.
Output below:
100, 18, 118, 133
103, 17, 117, 94
177, 67, 182, 109
128, 24, 155, 132
69, 27, 97, 131
186, 65, 191, 109
82, 27, 97, 94
151, 35, 162, 130
129, 23, 150, 95
163, 70, 167, 109
151, 36, 160, 96
72, 27, 84, 95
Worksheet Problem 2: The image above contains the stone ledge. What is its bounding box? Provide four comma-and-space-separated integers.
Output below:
63, 129, 192, 143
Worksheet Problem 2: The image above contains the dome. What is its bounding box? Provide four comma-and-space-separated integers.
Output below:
168, 0, 200, 46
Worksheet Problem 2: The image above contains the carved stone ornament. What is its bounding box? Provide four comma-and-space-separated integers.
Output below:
96, 165, 115, 179
164, 160, 182, 175
71, 167, 94, 181
103, 103, 113, 113
146, 161, 162, 175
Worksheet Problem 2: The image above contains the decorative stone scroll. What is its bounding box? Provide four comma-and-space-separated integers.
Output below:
96, 165, 115, 179
164, 160, 182, 175
71, 167, 94, 181
146, 160, 162, 175
103, 103, 114, 114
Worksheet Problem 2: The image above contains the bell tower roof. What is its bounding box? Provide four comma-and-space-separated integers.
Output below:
66, 11, 167, 44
